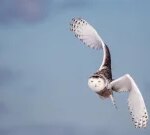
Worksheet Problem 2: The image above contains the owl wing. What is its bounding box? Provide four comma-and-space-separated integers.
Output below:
70, 18, 105, 49
110, 74, 148, 128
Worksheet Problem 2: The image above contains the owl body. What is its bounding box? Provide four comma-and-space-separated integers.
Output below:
88, 43, 113, 98
88, 68, 112, 98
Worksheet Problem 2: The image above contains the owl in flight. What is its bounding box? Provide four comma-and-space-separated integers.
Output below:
70, 17, 148, 128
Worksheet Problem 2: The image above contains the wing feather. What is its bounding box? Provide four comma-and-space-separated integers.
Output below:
70, 18, 105, 49
110, 74, 148, 128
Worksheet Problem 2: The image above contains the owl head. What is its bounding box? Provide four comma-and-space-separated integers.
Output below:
88, 76, 105, 92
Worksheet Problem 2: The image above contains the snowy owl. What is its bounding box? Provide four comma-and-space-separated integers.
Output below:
70, 17, 148, 128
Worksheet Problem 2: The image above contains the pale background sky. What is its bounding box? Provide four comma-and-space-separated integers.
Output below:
0, 0, 150, 135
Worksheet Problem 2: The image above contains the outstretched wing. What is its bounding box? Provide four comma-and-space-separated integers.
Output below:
110, 74, 148, 128
70, 18, 105, 49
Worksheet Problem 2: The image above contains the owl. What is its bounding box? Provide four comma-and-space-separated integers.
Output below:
70, 17, 148, 128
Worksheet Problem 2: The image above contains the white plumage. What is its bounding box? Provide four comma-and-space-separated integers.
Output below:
70, 17, 148, 128
70, 18, 107, 70
88, 77, 106, 92
110, 74, 148, 128
70, 18, 104, 49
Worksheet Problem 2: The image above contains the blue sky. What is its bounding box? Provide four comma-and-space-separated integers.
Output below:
0, 0, 150, 135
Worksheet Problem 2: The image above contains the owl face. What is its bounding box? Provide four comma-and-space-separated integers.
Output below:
88, 77, 105, 92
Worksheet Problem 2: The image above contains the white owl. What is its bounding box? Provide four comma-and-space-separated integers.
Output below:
70, 17, 148, 128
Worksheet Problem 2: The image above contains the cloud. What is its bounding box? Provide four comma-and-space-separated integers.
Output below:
0, 0, 50, 24
1, 124, 150, 135
0, 129, 10, 135
0, 67, 19, 86
0, 0, 91, 25
59, 0, 89, 9
0, 102, 9, 114
0, 124, 111, 135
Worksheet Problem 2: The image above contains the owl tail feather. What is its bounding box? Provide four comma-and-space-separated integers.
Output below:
110, 94, 117, 110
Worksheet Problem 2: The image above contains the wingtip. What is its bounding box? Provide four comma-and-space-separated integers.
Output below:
129, 108, 149, 128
